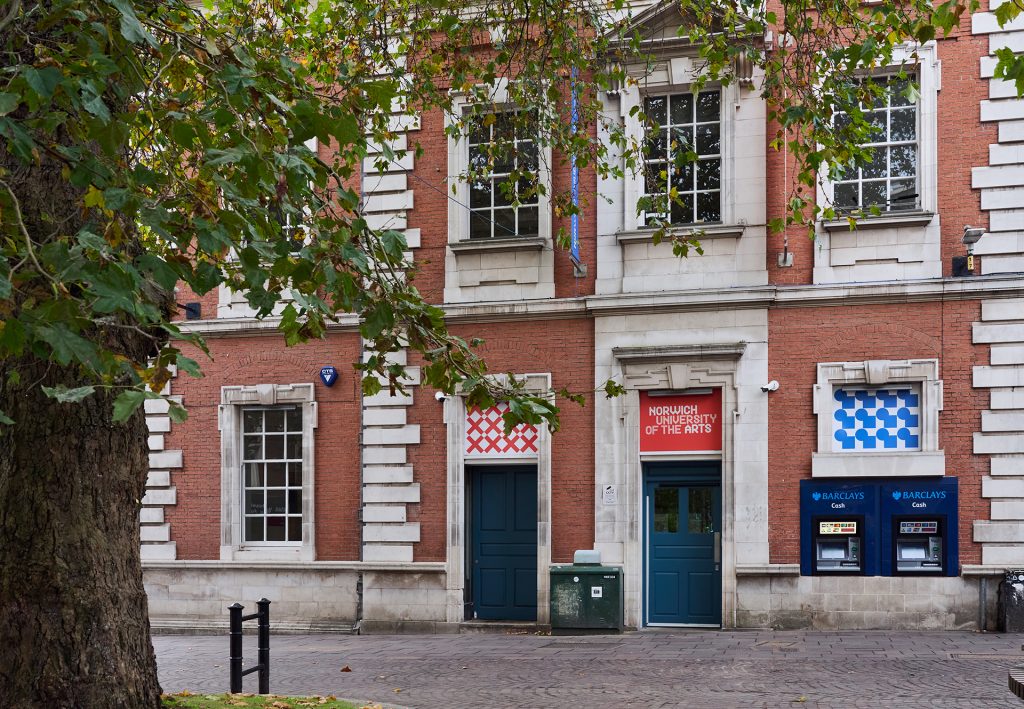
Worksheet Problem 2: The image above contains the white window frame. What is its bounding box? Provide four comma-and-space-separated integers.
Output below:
818, 42, 939, 231
619, 66, 742, 236
239, 405, 306, 545
446, 82, 553, 247
219, 382, 317, 561
811, 359, 944, 478
638, 89, 724, 227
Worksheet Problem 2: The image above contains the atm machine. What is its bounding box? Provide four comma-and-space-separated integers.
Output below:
800, 481, 878, 576
881, 478, 958, 577
811, 518, 863, 573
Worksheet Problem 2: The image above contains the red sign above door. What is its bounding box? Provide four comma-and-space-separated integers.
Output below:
640, 389, 722, 454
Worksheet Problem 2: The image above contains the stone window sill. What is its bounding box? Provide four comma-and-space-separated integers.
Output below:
811, 451, 946, 478
449, 236, 546, 255
822, 211, 934, 233
615, 223, 745, 244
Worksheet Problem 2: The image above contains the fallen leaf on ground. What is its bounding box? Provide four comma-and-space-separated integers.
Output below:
340, 665, 352, 672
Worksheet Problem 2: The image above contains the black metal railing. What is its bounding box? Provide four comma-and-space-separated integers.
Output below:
228, 598, 270, 694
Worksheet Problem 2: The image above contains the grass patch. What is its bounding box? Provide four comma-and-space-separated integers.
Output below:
162, 692, 375, 709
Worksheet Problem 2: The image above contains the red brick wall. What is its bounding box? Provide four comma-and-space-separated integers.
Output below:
408, 317, 596, 563
767, 300, 987, 566
164, 332, 364, 561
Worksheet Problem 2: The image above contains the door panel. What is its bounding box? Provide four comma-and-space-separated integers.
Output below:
470, 466, 538, 620
646, 474, 722, 626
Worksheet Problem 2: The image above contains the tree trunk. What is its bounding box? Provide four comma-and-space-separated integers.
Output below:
0, 356, 163, 708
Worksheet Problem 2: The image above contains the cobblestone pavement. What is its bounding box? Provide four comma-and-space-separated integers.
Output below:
155, 630, 1024, 708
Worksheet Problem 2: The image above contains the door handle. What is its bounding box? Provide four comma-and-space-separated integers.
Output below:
713, 532, 721, 563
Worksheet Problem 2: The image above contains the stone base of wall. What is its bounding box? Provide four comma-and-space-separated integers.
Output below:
736, 573, 1001, 630
143, 563, 452, 633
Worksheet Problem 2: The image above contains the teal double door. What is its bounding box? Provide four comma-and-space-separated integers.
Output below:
644, 462, 722, 626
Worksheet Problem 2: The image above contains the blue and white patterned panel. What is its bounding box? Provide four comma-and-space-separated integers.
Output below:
832, 386, 921, 451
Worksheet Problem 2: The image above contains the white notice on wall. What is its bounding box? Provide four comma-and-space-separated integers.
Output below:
603, 485, 617, 505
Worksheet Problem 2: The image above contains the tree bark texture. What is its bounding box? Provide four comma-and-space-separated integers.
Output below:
0, 110, 163, 708
0, 361, 162, 708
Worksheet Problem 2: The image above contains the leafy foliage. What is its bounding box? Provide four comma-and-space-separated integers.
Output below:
0, 0, 1008, 430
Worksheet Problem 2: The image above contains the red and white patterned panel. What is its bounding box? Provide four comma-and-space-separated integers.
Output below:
465, 403, 539, 457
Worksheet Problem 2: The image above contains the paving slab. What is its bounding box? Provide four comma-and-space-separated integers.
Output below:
154, 629, 1024, 708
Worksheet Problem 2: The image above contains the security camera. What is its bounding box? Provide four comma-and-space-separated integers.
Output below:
434, 391, 447, 402
962, 226, 984, 249
761, 380, 779, 393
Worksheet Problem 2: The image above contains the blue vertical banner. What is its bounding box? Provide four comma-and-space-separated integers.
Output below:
570, 66, 581, 266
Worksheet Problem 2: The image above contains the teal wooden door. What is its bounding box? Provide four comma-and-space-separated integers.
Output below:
470, 466, 538, 620
645, 466, 722, 626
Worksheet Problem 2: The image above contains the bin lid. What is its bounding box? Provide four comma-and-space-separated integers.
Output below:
573, 549, 601, 565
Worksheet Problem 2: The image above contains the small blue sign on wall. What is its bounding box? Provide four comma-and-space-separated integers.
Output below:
319, 366, 338, 387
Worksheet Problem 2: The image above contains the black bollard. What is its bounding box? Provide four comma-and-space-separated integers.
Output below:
257, 598, 271, 694
228, 602, 244, 693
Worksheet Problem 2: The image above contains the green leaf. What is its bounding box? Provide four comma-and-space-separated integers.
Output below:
0, 409, 13, 425
167, 400, 188, 423
109, 0, 159, 47
36, 324, 97, 367
111, 389, 146, 422
0, 92, 19, 116
175, 356, 203, 378
83, 93, 111, 123
41, 385, 97, 403
23, 67, 62, 100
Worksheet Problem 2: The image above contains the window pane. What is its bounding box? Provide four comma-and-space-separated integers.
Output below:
266, 462, 286, 487
654, 487, 679, 533
862, 181, 886, 208
688, 488, 714, 534
696, 91, 720, 122
245, 490, 264, 515
468, 116, 488, 144
865, 111, 886, 140
696, 159, 720, 191
288, 489, 302, 514
696, 191, 721, 222
494, 178, 514, 207
243, 436, 262, 460
890, 144, 916, 178
891, 179, 917, 210
470, 180, 490, 209
646, 129, 667, 161
695, 124, 720, 154
267, 490, 286, 514
287, 517, 302, 542
890, 108, 915, 142
645, 164, 667, 195
265, 410, 285, 433
671, 126, 693, 154
266, 517, 286, 541
286, 434, 303, 460
493, 208, 515, 237
242, 410, 262, 433
862, 146, 887, 179
470, 211, 491, 239
244, 463, 263, 487
245, 516, 263, 542
834, 182, 858, 209
517, 141, 538, 173
286, 408, 301, 432
670, 94, 693, 125
890, 78, 913, 106
645, 95, 667, 126
288, 463, 302, 486
670, 193, 694, 225
264, 435, 284, 460
671, 161, 694, 193
517, 206, 539, 237
468, 144, 487, 172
